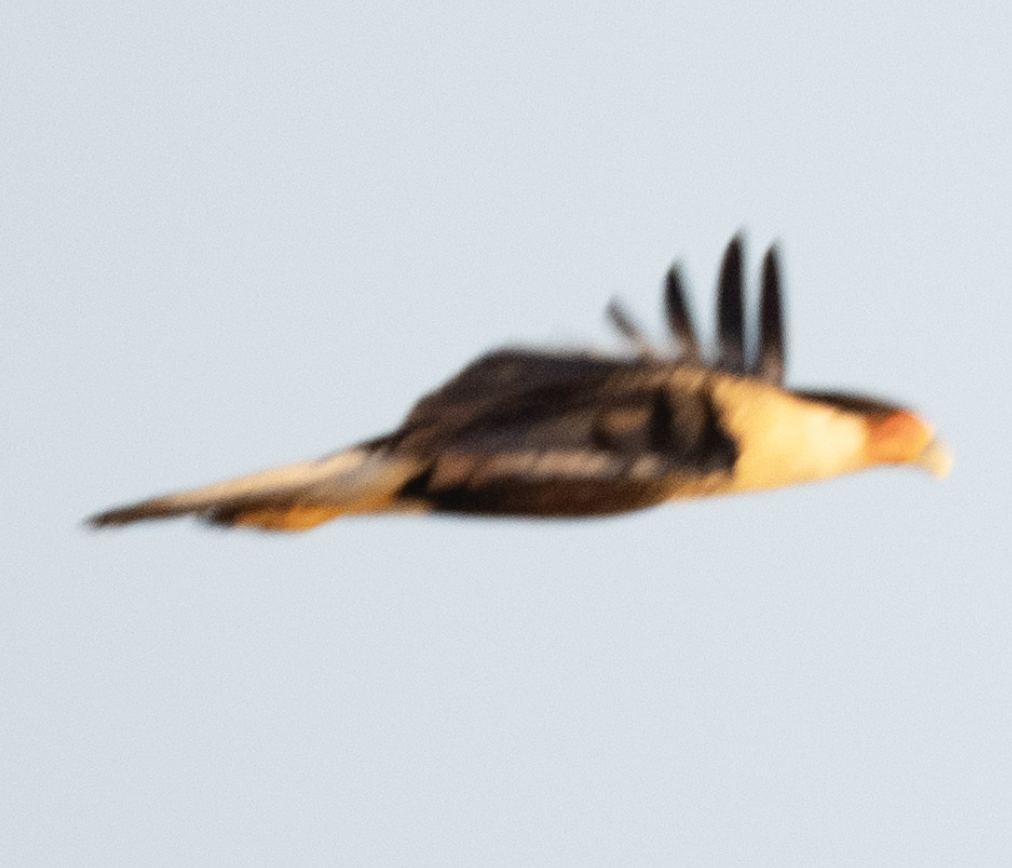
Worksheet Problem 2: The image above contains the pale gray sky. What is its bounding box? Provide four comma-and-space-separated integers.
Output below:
4, 2, 1011, 865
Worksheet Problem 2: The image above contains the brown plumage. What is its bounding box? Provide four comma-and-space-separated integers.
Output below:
88, 236, 950, 533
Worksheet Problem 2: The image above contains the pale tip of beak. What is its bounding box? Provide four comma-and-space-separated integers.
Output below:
918, 438, 953, 479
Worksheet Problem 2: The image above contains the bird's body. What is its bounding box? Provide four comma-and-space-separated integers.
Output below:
89, 237, 949, 532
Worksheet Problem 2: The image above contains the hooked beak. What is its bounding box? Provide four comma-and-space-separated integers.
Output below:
917, 438, 953, 479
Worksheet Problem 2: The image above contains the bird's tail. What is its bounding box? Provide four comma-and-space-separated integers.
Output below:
87, 444, 426, 532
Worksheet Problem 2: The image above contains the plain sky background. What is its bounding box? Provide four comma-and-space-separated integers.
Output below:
4, 2, 1011, 865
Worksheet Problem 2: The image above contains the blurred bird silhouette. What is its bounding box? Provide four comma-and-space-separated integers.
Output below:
89, 235, 950, 532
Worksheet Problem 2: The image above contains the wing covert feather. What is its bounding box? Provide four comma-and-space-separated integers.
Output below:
388, 355, 739, 516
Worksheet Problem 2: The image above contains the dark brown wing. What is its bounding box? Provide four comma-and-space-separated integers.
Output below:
399, 350, 616, 434
389, 351, 737, 516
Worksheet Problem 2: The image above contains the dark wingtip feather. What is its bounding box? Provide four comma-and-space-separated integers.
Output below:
605, 299, 654, 357
664, 264, 701, 362
716, 234, 746, 371
755, 244, 786, 383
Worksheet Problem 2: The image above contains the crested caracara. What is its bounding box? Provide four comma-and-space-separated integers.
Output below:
88, 236, 950, 532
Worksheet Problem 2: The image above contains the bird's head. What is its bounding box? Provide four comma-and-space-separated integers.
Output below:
796, 390, 952, 478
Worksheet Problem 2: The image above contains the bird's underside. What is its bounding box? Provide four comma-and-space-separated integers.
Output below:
88, 236, 950, 532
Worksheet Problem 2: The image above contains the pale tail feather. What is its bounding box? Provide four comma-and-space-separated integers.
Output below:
87, 446, 424, 532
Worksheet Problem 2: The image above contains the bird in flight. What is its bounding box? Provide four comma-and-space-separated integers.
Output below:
88, 236, 950, 532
